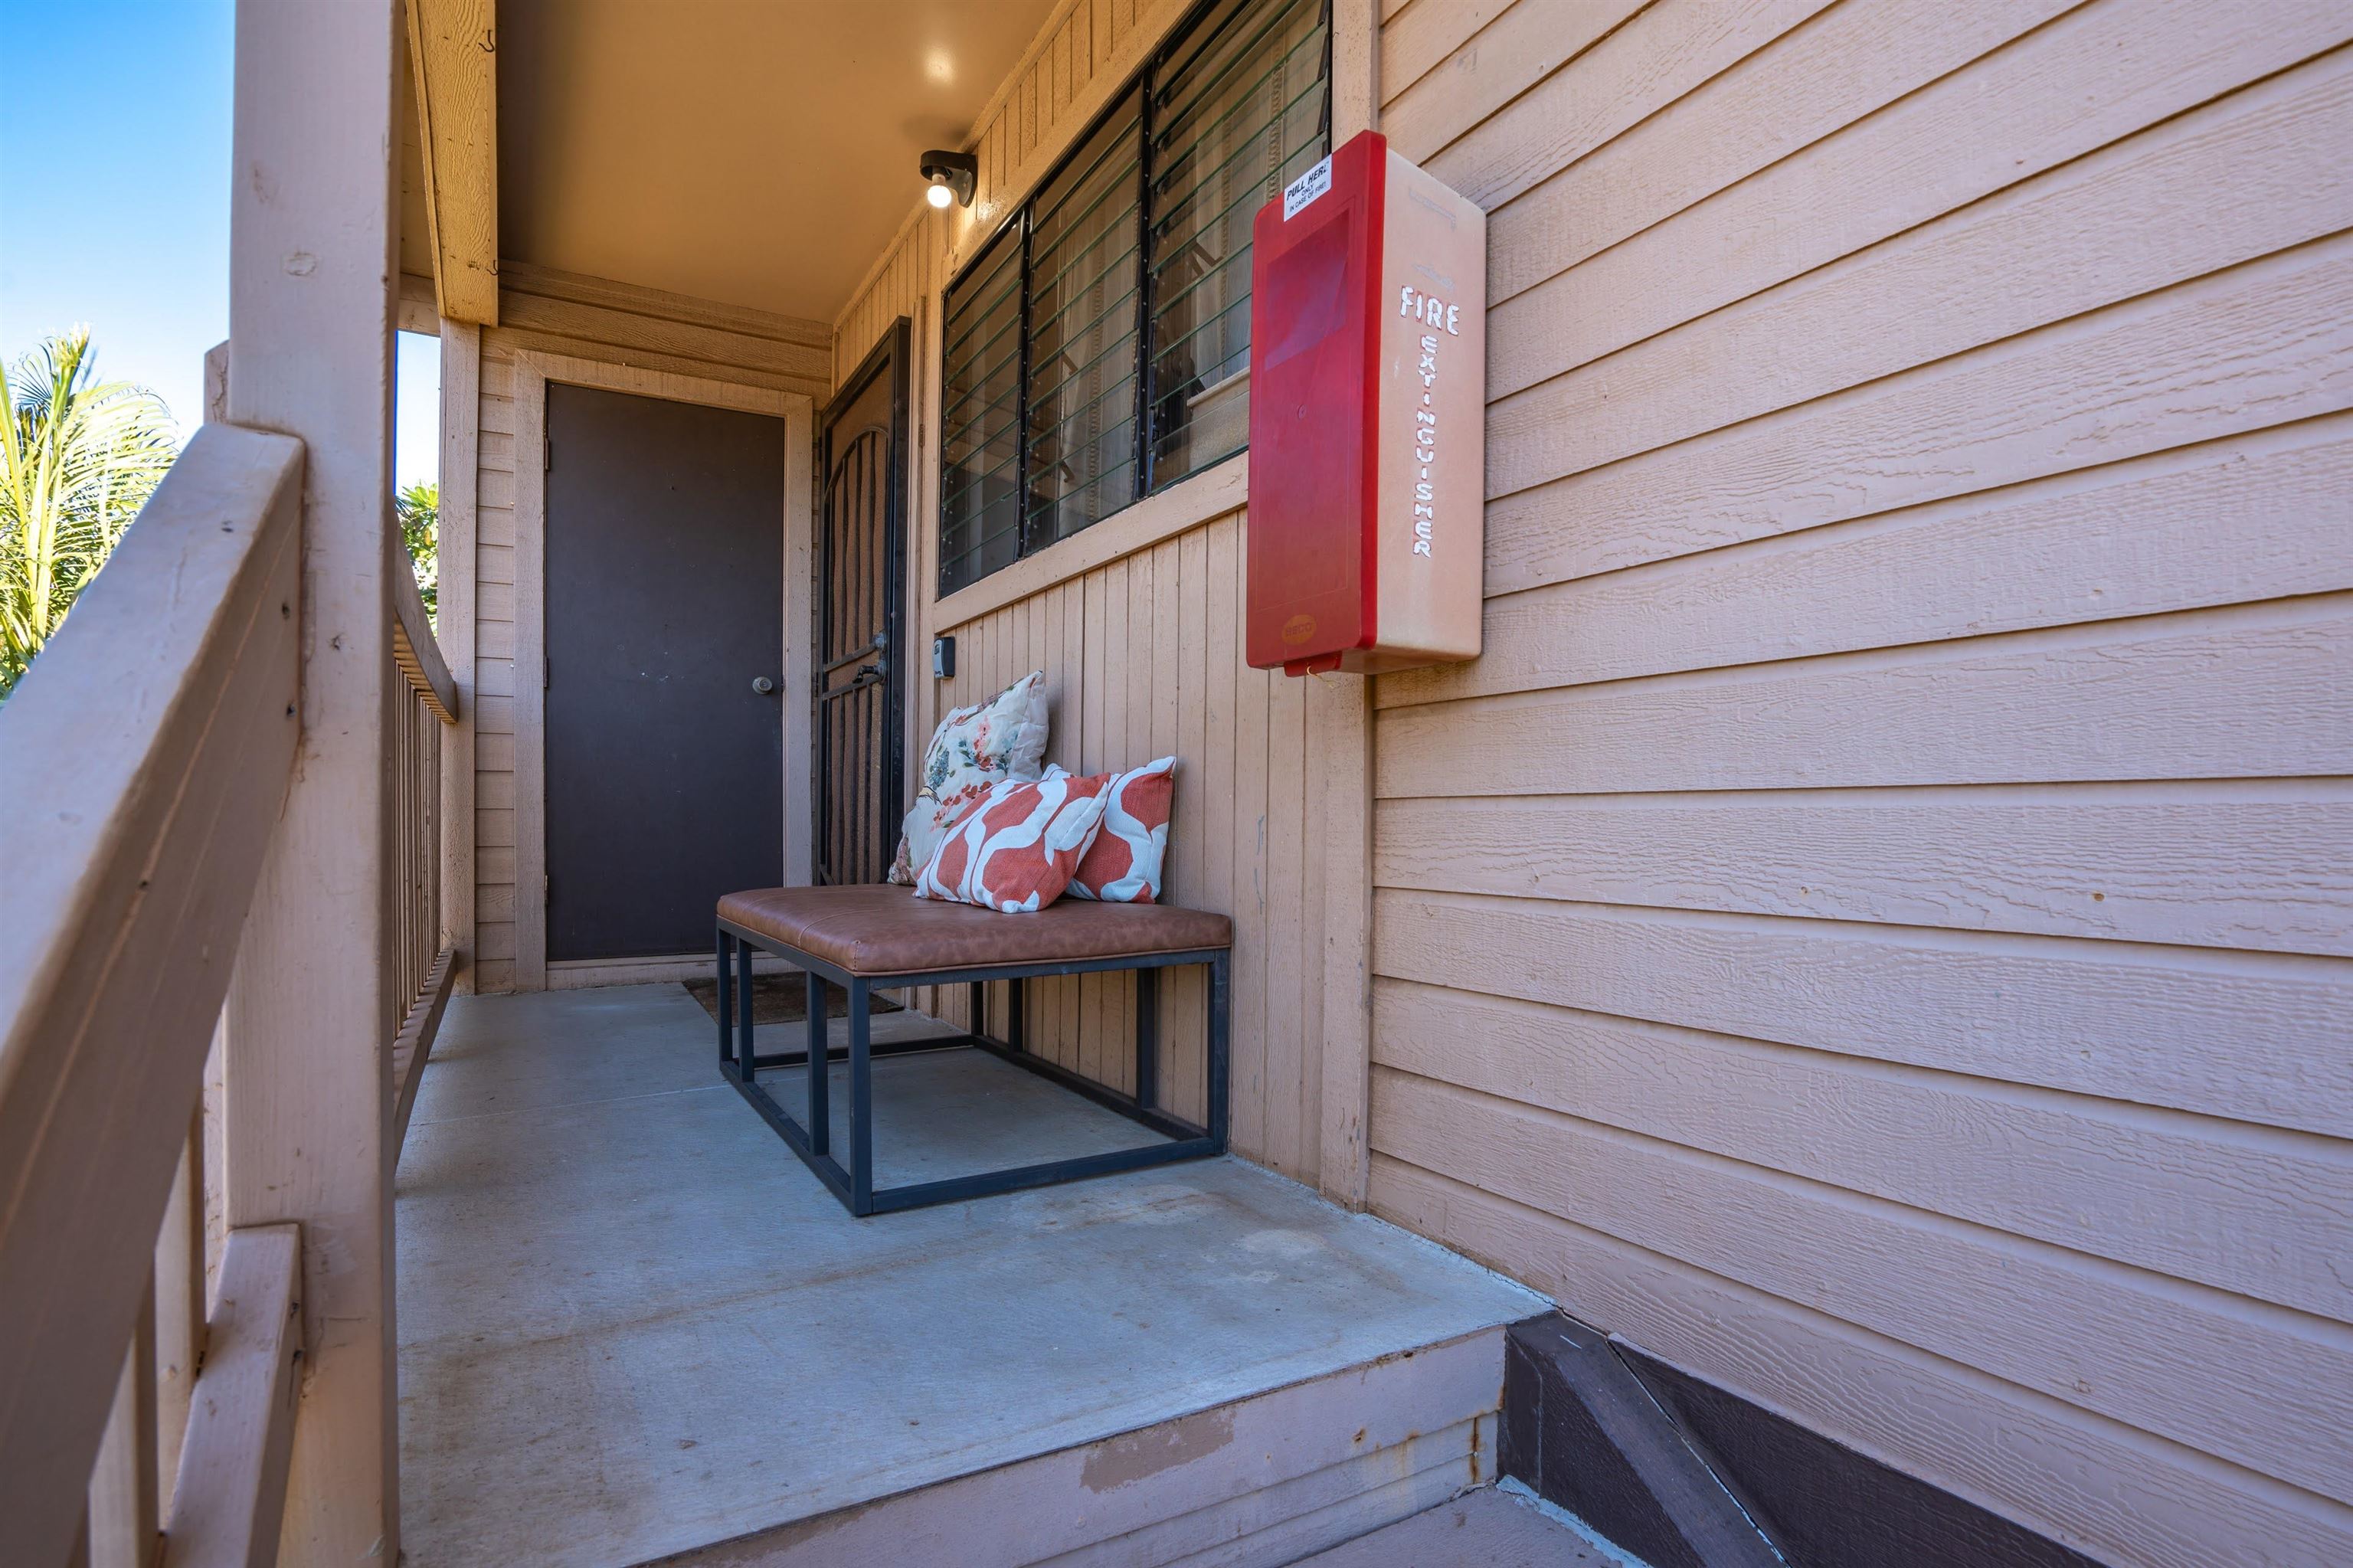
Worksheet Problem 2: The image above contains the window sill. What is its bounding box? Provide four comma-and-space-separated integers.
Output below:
930, 451, 1248, 633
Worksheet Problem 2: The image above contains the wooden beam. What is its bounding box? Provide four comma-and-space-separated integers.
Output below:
406, 0, 499, 325
499, 260, 833, 351
437, 318, 480, 991
396, 272, 441, 336
162, 1225, 303, 1568
496, 289, 833, 386
931, 452, 1246, 633
0, 425, 304, 1568
225, 0, 404, 1558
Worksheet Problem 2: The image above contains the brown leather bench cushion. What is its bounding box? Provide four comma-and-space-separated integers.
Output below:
718, 883, 1232, 977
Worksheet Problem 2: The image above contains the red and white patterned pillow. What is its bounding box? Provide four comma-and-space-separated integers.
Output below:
1054, 757, 1176, 903
889, 672, 1052, 884
914, 771, 1113, 913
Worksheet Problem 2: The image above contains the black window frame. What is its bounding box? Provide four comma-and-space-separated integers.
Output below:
938, 0, 1332, 597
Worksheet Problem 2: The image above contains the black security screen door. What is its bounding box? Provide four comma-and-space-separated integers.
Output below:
545, 384, 786, 959
815, 322, 911, 885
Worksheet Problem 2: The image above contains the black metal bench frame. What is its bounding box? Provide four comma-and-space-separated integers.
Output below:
715, 916, 1230, 1216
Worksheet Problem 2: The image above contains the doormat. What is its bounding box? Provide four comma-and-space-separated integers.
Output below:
682, 974, 902, 1026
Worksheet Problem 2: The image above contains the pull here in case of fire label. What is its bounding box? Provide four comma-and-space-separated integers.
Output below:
1244, 129, 1485, 678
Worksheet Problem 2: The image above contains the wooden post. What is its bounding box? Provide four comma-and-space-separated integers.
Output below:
1315, 0, 1380, 1210
439, 318, 480, 991
224, 0, 403, 1560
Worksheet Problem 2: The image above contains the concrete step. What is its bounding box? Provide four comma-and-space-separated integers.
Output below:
661, 1326, 1517, 1566
1291, 1485, 1636, 1568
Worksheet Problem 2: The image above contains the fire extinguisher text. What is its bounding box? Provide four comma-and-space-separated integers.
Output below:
1411, 330, 1441, 558
1399, 286, 1461, 335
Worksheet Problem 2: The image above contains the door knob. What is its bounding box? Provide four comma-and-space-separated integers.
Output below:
751, 676, 777, 695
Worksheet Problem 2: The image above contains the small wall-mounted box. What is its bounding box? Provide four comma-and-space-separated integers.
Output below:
1245, 129, 1485, 676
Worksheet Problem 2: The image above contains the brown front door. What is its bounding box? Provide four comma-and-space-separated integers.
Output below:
543, 384, 787, 958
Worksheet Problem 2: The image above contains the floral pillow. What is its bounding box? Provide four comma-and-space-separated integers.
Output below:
914, 771, 1112, 913
889, 672, 1051, 884
1052, 758, 1176, 903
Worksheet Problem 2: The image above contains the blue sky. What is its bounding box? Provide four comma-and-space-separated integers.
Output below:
2, 0, 440, 488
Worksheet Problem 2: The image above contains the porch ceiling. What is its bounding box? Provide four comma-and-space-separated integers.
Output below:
493, 0, 1059, 324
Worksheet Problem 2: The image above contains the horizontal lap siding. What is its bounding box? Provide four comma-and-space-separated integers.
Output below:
1366, 1, 2353, 1563
473, 347, 519, 991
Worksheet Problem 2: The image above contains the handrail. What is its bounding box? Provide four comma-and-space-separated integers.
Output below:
391, 548, 458, 723
0, 424, 306, 1568
391, 947, 459, 1155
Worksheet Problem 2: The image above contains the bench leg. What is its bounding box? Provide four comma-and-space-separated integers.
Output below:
1208, 952, 1230, 1150
737, 942, 756, 1075
716, 931, 735, 1066
807, 968, 828, 1156
1134, 967, 1158, 1111
849, 978, 874, 1215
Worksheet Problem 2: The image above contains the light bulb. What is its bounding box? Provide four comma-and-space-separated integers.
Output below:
926, 182, 954, 209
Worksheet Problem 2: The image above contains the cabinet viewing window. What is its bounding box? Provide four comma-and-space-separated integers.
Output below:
938, 0, 1331, 596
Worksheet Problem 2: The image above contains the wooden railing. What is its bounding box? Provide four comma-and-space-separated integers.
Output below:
0, 424, 304, 1568
0, 418, 464, 1567
389, 559, 460, 1149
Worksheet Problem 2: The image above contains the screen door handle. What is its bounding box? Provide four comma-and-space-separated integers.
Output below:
751, 676, 777, 695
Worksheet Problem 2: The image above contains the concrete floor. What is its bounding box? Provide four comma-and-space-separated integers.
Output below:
396, 983, 1544, 1568
761, 1039, 1178, 1188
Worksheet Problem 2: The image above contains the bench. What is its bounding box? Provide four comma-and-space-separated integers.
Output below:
715, 884, 1232, 1216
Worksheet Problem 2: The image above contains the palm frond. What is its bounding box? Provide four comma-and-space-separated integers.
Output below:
0, 329, 179, 695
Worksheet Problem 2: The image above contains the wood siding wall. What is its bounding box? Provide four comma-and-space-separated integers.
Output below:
1364, 3, 2353, 1566
469, 270, 830, 993
471, 345, 521, 991
830, 0, 1334, 1183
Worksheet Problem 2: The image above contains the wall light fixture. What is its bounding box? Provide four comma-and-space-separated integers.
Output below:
920, 150, 978, 210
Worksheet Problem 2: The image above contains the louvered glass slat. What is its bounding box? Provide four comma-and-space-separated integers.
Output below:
1145, 0, 1327, 491
940, 228, 1025, 594
933, 0, 1329, 591
1026, 90, 1146, 548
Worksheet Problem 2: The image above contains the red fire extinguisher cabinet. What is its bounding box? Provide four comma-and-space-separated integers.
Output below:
1245, 129, 1486, 676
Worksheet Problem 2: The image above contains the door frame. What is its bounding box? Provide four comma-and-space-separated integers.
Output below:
813, 318, 912, 885
511, 349, 815, 990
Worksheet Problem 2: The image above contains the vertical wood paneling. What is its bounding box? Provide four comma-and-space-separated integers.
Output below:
1228, 532, 1273, 1164
1082, 566, 1112, 1074
1262, 663, 1307, 1182
1200, 516, 1240, 1129
906, 509, 1320, 1166
908, 503, 1317, 1158
1172, 526, 1210, 1123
